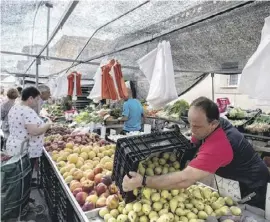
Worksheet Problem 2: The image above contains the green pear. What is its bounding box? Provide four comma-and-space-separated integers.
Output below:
161, 190, 170, 199
125, 203, 133, 213
153, 202, 163, 211
139, 215, 149, 222
158, 209, 169, 217
110, 209, 120, 218
186, 212, 198, 220
179, 216, 188, 222
204, 205, 213, 215
151, 193, 161, 202
133, 202, 142, 213
128, 211, 137, 222
149, 211, 158, 219
154, 167, 162, 175
171, 189, 180, 196
142, 188, 152, 200
159, 158, 167, 165
175, 208, 186, 216
169, 154, 177, 162
146, 168, 154, 176
172, 161, 180, 169
224, 197, 234, 206
116, 214, 128, 222
230, 206, 242, 216
198, 211, 208, 219
169, 198, 178, 213
142, 204, 151, 215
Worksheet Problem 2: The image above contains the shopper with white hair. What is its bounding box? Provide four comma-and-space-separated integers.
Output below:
33, 84, 51, 114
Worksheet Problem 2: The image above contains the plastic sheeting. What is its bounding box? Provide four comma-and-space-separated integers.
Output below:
239, 16, 270, 101
138, 41, 178, 109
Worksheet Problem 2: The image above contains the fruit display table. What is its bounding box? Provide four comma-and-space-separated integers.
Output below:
41, 149, 103, 222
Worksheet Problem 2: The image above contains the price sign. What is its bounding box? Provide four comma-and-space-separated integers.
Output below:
215, 175, 241, 201
110, 129, 116, 136
265, 183, 270, 220
100, 126, 106, 139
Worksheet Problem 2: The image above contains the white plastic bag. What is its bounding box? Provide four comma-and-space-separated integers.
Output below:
89, 58, 108, 102
239, 16, 270, 100
89, 67, 102, 102
138, 41, 178, 109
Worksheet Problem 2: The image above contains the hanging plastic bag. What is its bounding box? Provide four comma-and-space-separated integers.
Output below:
239, 16, 270, 100
138, 41, 178, 109
89, 59, 108, 103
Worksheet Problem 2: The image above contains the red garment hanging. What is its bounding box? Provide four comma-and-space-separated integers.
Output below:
113, 61, 128, 99
67, 72, 82, 96
101, 61, 118, 100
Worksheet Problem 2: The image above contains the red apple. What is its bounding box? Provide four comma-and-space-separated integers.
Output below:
81, 180, 95, 193
96, 196, 106, 208
72, 187, 83, 197
82, 201, 95, 212
94, 167, 103, 175
101, 175, 112, 186
76, 192, 88, 205
94, 173, 103, 185
95, 183, 107, 196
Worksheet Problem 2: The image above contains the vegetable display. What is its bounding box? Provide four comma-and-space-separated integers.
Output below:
74, 111, 103, 124
227, 108, 247, 119
245, 115, 270, 133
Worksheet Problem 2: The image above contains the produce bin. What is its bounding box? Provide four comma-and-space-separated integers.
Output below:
40, 149, 102, 222
112, 131, 190, 202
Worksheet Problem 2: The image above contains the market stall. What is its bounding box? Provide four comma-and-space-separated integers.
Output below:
1, 1, 270, 222
37, 126, 270, 222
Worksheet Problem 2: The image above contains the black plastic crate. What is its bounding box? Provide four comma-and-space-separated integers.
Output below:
112, 131, 190, 202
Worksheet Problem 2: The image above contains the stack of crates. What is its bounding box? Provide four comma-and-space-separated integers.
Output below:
112, 131, 192, 202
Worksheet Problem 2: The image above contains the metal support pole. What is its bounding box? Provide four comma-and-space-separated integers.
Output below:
211, 73, 215, 101
36, 58, 41, 87
23, 76, 25, 87
45, 2, 53, 57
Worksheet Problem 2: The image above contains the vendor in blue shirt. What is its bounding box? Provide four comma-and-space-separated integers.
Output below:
119, 89, 144, 133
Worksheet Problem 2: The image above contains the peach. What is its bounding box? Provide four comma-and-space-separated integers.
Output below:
70, 182, 82, 192
94, 173, 103, 185
86, 194, 98, 204
95, 183, 107, 196
73, 187, 83, 197
76, 191, 88, 205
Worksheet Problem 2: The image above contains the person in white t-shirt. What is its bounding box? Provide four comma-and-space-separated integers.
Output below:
6, 86, 51, 170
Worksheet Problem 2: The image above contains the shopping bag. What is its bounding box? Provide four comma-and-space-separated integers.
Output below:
1, 139, 32, 220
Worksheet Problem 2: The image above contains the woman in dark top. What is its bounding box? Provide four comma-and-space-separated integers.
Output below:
1, 88, 19, 138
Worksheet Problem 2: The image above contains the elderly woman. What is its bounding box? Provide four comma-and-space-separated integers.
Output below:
6, 86, 51, 170
1, 88, 19, 139
33, 84, 51, 115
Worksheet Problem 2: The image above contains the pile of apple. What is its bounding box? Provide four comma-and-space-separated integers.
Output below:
70, 175, 122, 212
48, 138, 119, 212
99, 184, 242, 222
44, 132, 109, 152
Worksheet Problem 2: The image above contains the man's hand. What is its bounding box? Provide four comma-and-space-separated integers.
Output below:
122, 172, 143, 192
